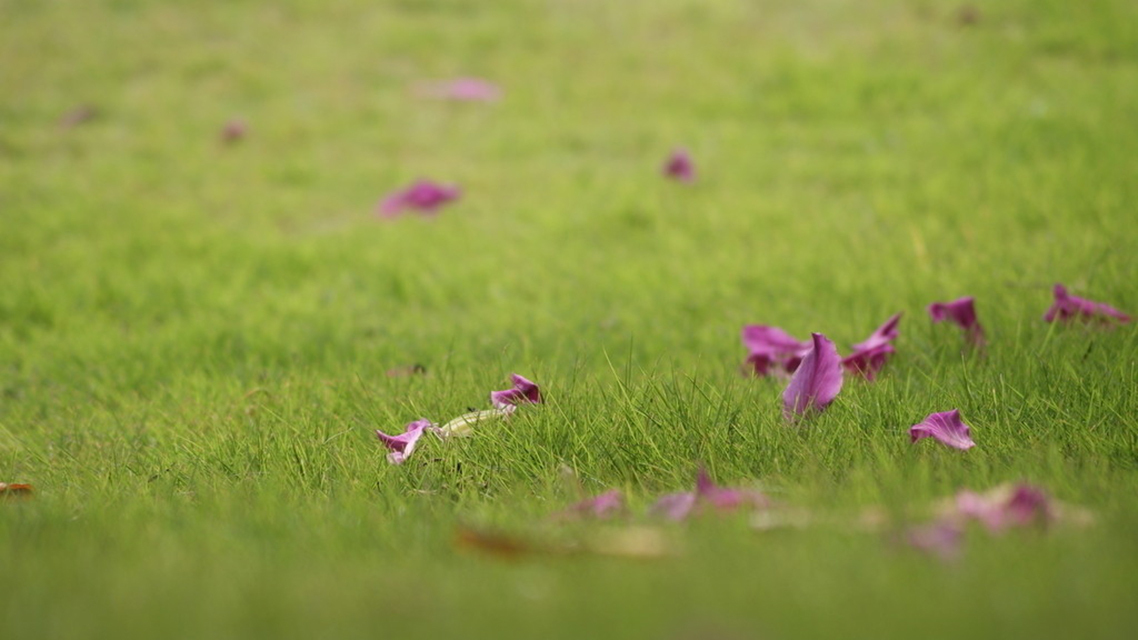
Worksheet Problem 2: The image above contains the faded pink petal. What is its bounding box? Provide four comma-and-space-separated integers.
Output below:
904, 521, 964, 561
377, 180, 461, 218
563, 489, 625, 519
741, 325, 812, 377
489, 374, 542, 410
852, 312, 902, 352
782, 333, 844, 421
955, 484, 1051, 533
840, 342, 895, 380
650, 491, 697, 521
418, 77, 501, 102
909, 409, 976, 450
376, 418, 433, 465
650, 468, 769, 521
1044, 284, 1130, 324
663, 148, 695, 183
929, 296, 986, 346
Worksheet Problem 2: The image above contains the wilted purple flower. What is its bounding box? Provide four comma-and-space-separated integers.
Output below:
418, 77, 501, 102
909, 409, 976, 450
782, 333, 844, 421
741, 325, 812, 377
904, 521, 964, 561
1044, 284, 1131, 324
561, 489, 626, 519
490, 374, 542, 411
377, 180, 461, 218
663, 148, 695, 183
928, 296, 986, 346
954, 484, 1052, 533
376, 418, 433, 465
842, 313, 902, 379
650, 468, 770, 521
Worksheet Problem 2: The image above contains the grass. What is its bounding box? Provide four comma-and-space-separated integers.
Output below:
2, 0, 1138, 637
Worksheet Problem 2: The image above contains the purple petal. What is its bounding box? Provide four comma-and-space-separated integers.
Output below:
663, 148, 695, 183
928, 296, 986, 346
376, 180, 461, 218
419, 77, 501, 102
741, 325, 812, 377
904, 521, 964, 561
909, 409, 976, 450
375, 418, 433, 465
840, 342, 895, 380
220, 118, 247, 144
852, 312, 903, 352
650, 491, 697, 521
694, 467, 770, 511
782, 333, 844, 421
1044, 284, 1131, 324
489, 374, 542, 410
954, 484, 1051, 532
564, 489, 625, 519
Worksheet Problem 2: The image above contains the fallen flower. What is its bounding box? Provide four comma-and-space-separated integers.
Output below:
377, 180, 461, 218
842, 313, 902, 379
434, 408, 512, 438
558, 489, 626, 520
782, 333, 844, 420
1044, 284, 1131, 324
909, 409, 976, 450
418, 77, 501, 102
928, 296, 986, 346
650, 468, 770, 521
490, 374, 543, 411
663, 148, 695, 183
376, 418, 432, 465
741, 325, 812, 377
952, 484, 1051, 533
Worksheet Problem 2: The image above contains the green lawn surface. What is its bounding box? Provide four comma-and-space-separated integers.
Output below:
2, 1, 1137, 638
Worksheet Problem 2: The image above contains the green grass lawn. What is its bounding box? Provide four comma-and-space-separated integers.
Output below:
2, 0, 1137, 638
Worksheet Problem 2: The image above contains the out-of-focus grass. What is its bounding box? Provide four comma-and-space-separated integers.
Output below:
2, 1, 1137, 638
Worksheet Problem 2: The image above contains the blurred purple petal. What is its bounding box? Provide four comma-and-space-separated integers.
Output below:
650, 491, 697, 521
782, 333, 844, 421
840, 342, 895, 380
695, 467, 771, 511
741, 325, 811, 377
377, 180, 461, 218
418, 77, 501, 102
220, 118, 247, 144
490, 374, 542, 410
852, 312, 902, 352
1044, 284, 1130, 324
904, 521, 964, 561
564, 489, 625, 519
663, 148, 695, 183
909, 409, 976, 450
955, 484, 1051, 533
928, 296, 986, 346
376, 418, 433, 465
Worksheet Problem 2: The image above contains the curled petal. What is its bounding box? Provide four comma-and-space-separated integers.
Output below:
377, 180, 461, 218
909, 409, 976, 450
490, 374, 542, 410
376, 419, 433, 465
1044, 284, 1130, 324
782, 333, 844, 421
852, 312, 903, 352
741, 325, 811, 377
663, 148, 695, 183
928, 296, 986, 346
434, 408, 512, 438
840, 343, 895, 380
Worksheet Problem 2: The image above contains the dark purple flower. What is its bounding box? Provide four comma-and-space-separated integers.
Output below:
650, 468, 770, 521
562, 489, 625, 519
490, 374, 542, 411
377, 180, 461, 218
909, 409, 976, 450
928, 296, 986, 346
1044, 284, 1130, 324
663, 148, 695, 183
419, 77, 502, 102
376, 418, 433, 465
782, 333, 844, 421
954, 484, 1052, 533
741, 325, 812, 377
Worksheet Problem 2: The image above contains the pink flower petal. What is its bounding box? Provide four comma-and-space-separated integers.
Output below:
904, 521, 964, 561
489, 374, 542, 410
417, 77, 501, 102
563, 489, 625, 519
663, 148, 695, 183
840, 342, 895, 380
741, 325, 812, 377
909, 409, 976, 450
376, 418, 433, 465
954, 484, 1051, 533
650, 491, 697, 521
782, 333, 844, 421
852, 312, 902, 352
928, 296, 986, 346
377, 180, 461, 218
651, 468, 770, 521
1044, 284, 1130, 324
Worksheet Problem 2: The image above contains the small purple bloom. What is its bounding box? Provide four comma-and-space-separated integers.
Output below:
663, 148, 695, 183
782, 333, 844, 421
1044, 284, 1130, 324
562, 489, 626, 519
418, 77, 501, 102
377, 180, 461, 218
741, 325, 812, 377
489, 374, 542, 411
376, 418, 433, 465
954, 484, 1052, 533
928, 296, 986, 346
909, 409, 976, 450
